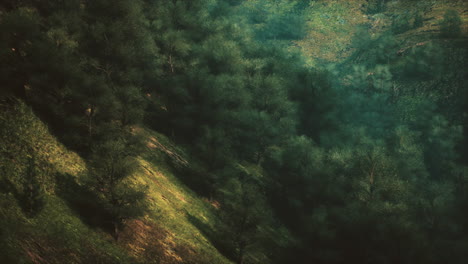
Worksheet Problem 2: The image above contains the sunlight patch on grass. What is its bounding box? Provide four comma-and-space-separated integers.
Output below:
130, 131, 233, 263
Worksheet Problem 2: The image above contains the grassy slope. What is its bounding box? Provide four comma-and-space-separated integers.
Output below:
0, 101, 133, 264
298, 0, 468, 66
135, 129, 295, 264
0, 100, 294, 263
297, 0, 368, 66
0, 101, 233, 263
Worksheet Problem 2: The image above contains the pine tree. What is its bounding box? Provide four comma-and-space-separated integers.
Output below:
365, 0, 387, 14
217, 165, 268, 264
392, 13, 412, 34
413, 12, 424, 28
20, 155, 44, 217
440, 10, 462, 38
86, 136, 147, 241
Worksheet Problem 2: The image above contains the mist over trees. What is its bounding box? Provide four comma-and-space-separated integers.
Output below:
0, 0, 467, 263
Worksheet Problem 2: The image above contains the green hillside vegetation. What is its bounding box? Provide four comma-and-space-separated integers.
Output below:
0, 100, 294, 263
1, 0, 467, 263
296, 0, 468, 66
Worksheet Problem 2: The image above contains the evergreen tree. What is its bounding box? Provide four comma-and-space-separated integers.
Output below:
391, 12, 412, 34
0, 7, 44, 98
1, 0, 467, 263
440, 9, 462, 38
236, 0, 307, 42
20, 154, 44, 217
86, 135, 147, 241
365, 0, 387, 14
413, 12, 424, 28
217, 165, 268, 264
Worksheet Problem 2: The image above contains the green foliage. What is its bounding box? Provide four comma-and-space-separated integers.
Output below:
291, 69, 336, 142
18, 155, 45, 217
264, 136, 326, 229
86, 137, 148, 240
1, 0, 467, 263
413, 12, 424, 28
0, 0, 159, 153
0, 101, 55, 215
397, 43, 445, 80
0, 7, 43, 98
0, 100, 140, 263
236, 0, 308, 41
391, 12, 412, 34
365, 0, 387, 14
440, 9, 462, 38
216, 165, 269, 264
0, 193, 29, 263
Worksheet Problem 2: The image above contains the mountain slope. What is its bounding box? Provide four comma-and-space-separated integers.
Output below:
297, 0, 468, 66
0, 100, 238, 263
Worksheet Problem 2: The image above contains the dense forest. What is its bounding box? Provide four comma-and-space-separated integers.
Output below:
1, 0, 467, 263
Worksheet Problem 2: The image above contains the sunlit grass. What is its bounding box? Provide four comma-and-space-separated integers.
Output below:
131, 129, 232, 263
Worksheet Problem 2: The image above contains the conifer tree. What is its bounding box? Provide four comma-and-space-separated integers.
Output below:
440, 9, 462, 38
413, 12, 424, 28
87, 135, 147, 241
217, 165, 268, 264
20, 154, 44, 217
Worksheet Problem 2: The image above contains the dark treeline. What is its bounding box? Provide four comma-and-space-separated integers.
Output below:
1, 0, 467, 263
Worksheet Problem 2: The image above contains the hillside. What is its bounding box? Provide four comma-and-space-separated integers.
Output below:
0, 100, 294, 263
297, 0, 468, 66
1, 0, 467, 263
